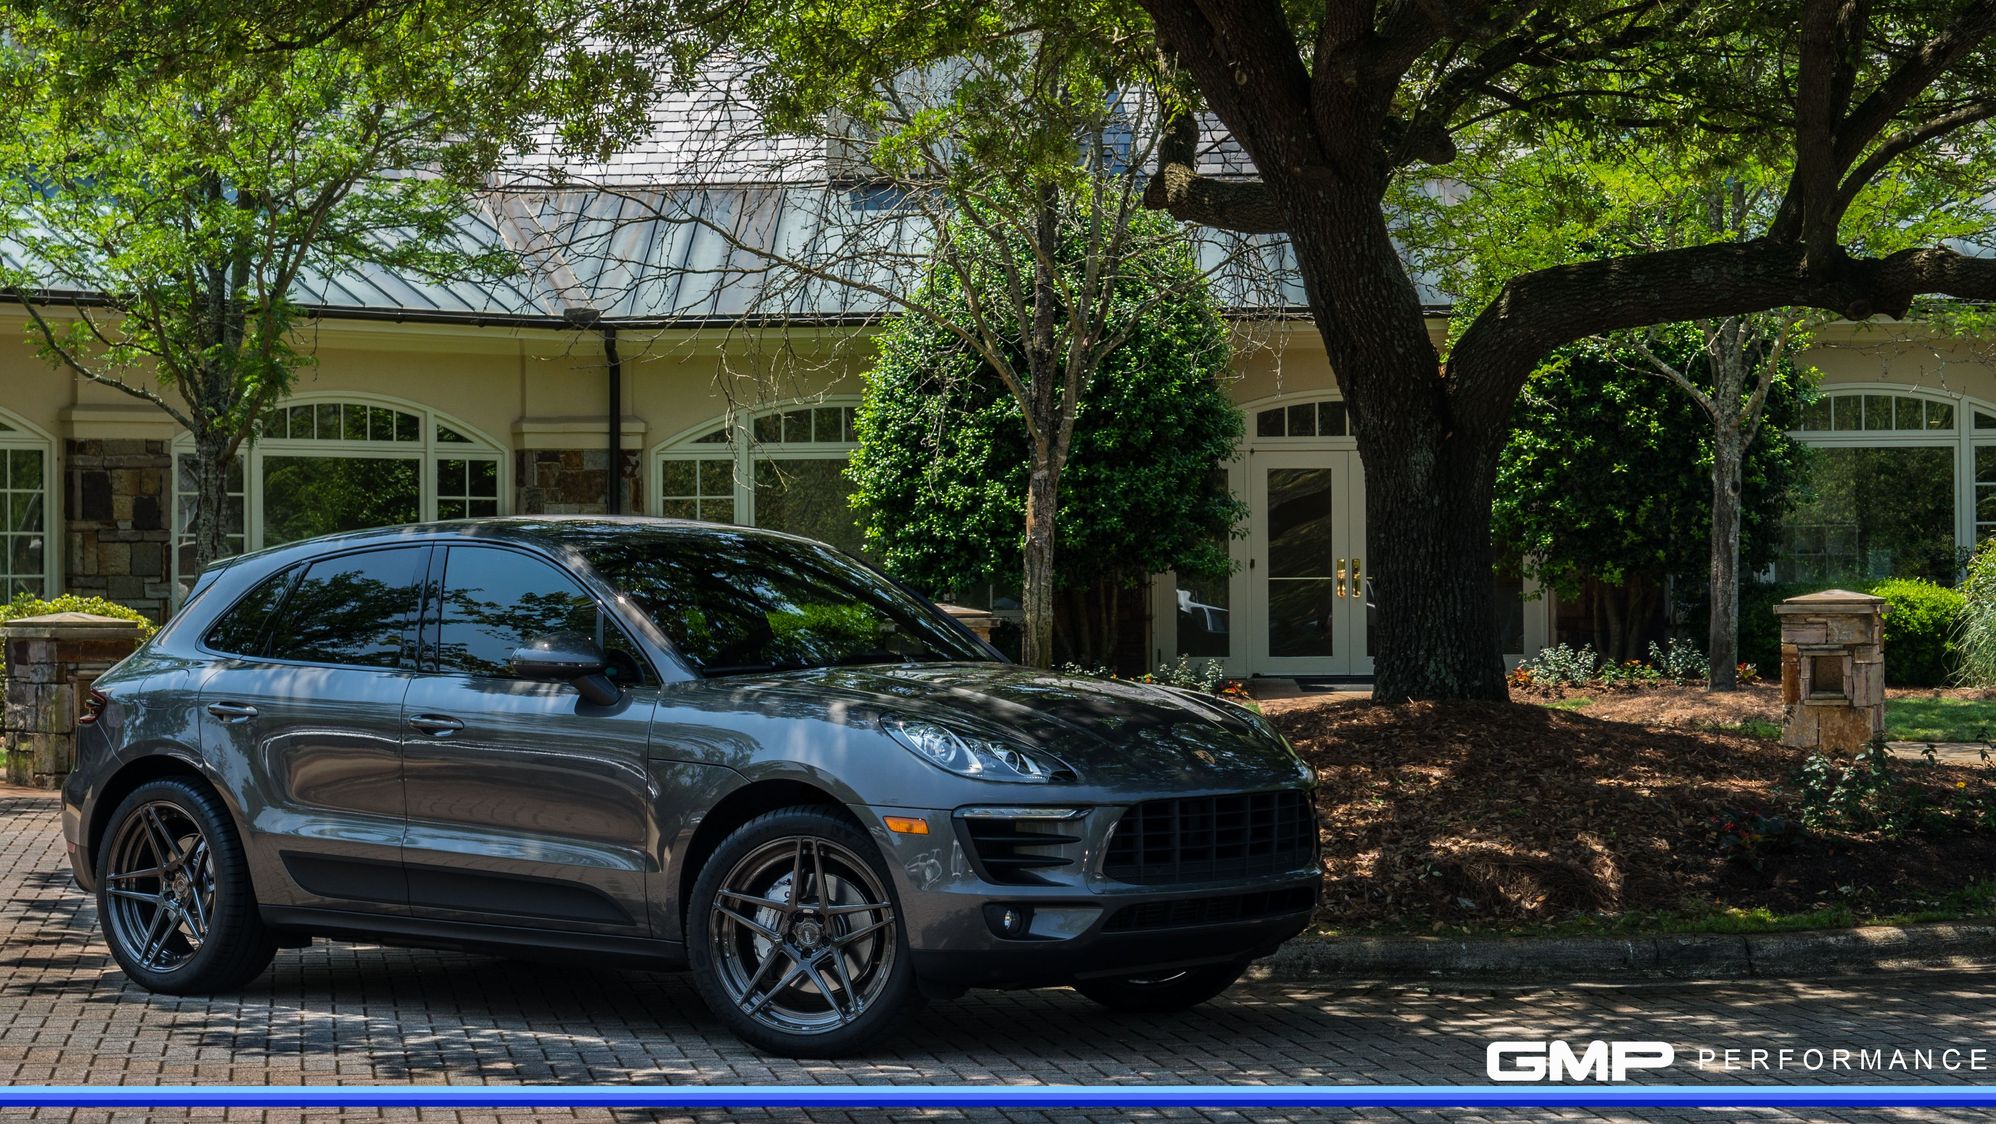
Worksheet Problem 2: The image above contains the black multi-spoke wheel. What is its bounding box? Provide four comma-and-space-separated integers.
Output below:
688, 808, 920, 1056
96, 778, 274, 994
1074, 960, 1248, 1014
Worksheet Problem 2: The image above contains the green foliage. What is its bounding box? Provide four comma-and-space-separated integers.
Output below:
1647, 638, 1710, 684
1492, 333, 1806, 600
1796, 739, 1923, 838
1958, 538, 1996, 688
0, 3, 659, 564
1870, 578, 1964, 689
0, 593, 157, 680
848, 203, 1244, 598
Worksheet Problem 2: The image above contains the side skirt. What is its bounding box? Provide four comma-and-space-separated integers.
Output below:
260, 906, 690, 972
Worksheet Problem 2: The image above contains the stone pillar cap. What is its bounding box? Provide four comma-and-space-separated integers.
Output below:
1772, 589, 1888, 614
0, 612, 148, 639
935, 603, 995, 619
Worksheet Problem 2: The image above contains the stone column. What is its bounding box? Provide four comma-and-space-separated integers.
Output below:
1775, 589, 1888, 753
936, 603, 998, 645
1, 613, 147, 789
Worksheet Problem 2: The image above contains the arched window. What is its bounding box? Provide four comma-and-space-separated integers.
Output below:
0, 410, 54, 598
171, 397, 504, 596
1781, 386, 1976, 584
653, 401, 865, 557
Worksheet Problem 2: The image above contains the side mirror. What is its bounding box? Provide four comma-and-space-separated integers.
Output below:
508, 633, 622, 706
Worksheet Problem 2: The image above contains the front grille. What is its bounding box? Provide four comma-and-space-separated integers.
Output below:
1101, 885, 1318, 932
961, 815, 1081, 886
1102, 789, 1316, 885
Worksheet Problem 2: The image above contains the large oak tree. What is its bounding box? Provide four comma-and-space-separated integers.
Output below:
1136, 0, 1996, 699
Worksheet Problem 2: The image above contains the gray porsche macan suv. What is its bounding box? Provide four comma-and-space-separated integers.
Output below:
61, 517, 1320, 1055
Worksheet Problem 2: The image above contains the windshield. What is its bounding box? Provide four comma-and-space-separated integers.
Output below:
580, 528, 995, 676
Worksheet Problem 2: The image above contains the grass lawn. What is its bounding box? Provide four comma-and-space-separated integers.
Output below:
1887, 696, 1996, 743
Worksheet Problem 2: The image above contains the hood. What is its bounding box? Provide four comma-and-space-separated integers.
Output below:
733, 662, 1303, 789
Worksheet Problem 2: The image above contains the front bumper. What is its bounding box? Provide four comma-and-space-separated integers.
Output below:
862, 795, 1320, 988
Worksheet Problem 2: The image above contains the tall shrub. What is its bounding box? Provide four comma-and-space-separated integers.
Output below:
1959, 541, 1996, 687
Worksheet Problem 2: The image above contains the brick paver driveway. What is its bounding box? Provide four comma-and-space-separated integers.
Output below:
5, 788, 1995, 1124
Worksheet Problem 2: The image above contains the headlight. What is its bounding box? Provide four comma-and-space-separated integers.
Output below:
882, 716, 1069, 783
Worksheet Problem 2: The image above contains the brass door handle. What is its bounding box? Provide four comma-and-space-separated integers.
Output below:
1352, 557, 1361, 592
1335, 558, 1347, 599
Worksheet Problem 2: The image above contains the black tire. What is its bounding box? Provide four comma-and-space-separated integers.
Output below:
687, 807, 923, 1056
95, 777, 276, 994
1074, 960, 1248, 1013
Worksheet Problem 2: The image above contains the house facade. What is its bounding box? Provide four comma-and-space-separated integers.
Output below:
4, 91, 1993, 677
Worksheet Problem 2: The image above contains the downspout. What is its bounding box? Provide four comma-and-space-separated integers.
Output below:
603, 325, 622, 515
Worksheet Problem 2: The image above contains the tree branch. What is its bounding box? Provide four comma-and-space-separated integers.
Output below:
1141, 111, 1288, 233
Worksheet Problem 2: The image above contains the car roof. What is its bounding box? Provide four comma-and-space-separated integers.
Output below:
198, 515, 824, 579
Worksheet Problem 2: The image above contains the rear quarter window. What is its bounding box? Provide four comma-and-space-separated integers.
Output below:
203, 565, 300, 657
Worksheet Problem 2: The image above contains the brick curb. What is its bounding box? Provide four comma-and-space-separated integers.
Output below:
1251, 921, 1996, 982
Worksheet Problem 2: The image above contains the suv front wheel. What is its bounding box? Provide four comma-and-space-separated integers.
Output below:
687, 808, 923, 1056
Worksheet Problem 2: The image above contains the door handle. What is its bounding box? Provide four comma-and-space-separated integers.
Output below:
408, 714, 465, 737
1335, 559, 1347, 599
205, 701, 258, 722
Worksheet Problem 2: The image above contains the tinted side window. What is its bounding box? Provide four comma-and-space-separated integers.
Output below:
266, 547, 425, 668
204, 565, 299, 657
436, 547, 598, 677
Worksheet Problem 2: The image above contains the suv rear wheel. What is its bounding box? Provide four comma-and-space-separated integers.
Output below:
97, 777, 276, 994
687, 807, 922, 1056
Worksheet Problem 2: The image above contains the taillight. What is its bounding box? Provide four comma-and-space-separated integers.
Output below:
79, 688, 108, 726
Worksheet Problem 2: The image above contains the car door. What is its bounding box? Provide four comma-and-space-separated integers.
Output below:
398, 543, 656, 936
197, 545, 428, 915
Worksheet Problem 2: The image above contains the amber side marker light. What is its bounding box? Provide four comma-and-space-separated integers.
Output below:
883, 816, 930, 835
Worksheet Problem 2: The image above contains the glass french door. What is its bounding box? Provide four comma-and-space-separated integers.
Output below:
1248, 450, 1368, 676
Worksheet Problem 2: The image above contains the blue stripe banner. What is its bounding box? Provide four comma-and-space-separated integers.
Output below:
0, 1085, 1993, 1108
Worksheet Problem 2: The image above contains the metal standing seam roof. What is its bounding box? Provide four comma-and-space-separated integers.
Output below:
0, 182, 1444, 327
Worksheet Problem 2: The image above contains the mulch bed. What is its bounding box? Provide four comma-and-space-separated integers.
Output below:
1269, 699, 1996, 932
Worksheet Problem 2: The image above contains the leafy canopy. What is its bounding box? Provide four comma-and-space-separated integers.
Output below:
849, 203, 1243, 596
1493, 330, 1808, 599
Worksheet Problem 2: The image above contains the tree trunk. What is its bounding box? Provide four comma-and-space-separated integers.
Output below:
1021, 454, 1058, 669
189, 427, 234, 570
1707, 429, 1746, 690
1284, 192, 1512, 701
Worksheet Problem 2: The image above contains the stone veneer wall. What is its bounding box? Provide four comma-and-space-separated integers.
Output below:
66, 439, 172, 622
517, 449, 641, 516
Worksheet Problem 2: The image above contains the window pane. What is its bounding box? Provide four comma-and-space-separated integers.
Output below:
468, 459, 498, 498
341, 404, 368, 441
1979, 446, 1996, 485
437, 499, 466, 520
698, 459, 732, 494
782, 409, 811, 443
436, 423, 469, 444
1831, 397, 1861, 431
1777, 446, 1956, 583
261, 456, 420, 547
1318, 401, 1348, 437
267, 547, 424, 667
10, 449, 43, 490
753, 413, 781, 443
661, 460, 696, 496
1286, 403, 1316, 437
468, 499, 499, 517
1862, 394, 1894, 431
698, 498, 736, 524
753, 458, 864, 556
1928, 401, 1955, 430
438, 459, 468, 495
661, 498, 697, 519
205, 565, 298, 657
1256, 409, 1284, 438
435, 546, 597, 677
1801, 397, 1831, 431
1174, 572, 1230, 658
315, 403, 340, 439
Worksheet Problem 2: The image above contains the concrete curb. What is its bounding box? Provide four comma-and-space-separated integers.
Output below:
1249, 920, 1996, 982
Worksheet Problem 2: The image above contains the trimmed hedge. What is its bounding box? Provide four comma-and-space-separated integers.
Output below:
1740, 578, 1961, 688
1869, 577, 1963, 688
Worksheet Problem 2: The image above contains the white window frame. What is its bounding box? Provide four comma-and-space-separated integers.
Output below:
1788, 383, 1994, 574
170, 393, 507, 597
0, 406, 58, 599
649, 399, 863, 527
